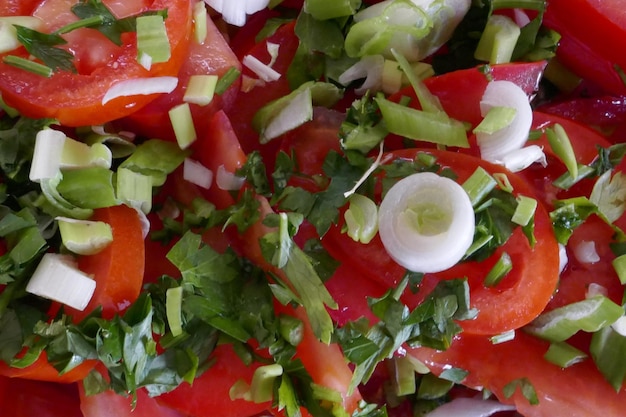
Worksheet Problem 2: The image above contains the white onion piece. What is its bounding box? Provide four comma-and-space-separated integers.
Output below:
133, 207, 151, 239
558, 243, 568, 274
242, 54, 281, 82
205, 0, 269, 26
217, 165, 245, 191
26, 253, 96, 311
378, 172, 475, 273
573, 240, 600, 265
586, 283, 608, 299
338, 55, 385, 95
424, 397, 516, 417
476, 80, 533, 163
262, 89, 312, 141
611, 315, 626, 336
29, 128, 66, 182
184, 158, 213, 189
497, 145, 546, 173
102, 76, 178, 105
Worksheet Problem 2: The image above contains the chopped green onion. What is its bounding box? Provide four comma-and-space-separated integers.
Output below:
473, 106, 517, 134
511, 195, 537, 227
344, 193, 379, 244
613, 255, 626, 285
119, 139, 190, 187
375, 96, 469, 148
61, 138, 112, 169
169, 102, 197, 149
29, 128, 66, 182
544, 341, 587, 368
474, 14, 521, 64
483, 252, 512, 287
546, 123, 578, 180
249, 364, 283, 403
57, 217, 113, 255
57, 167, 119, 209
215, 67, 241, 95
493, 173, 514, 193
3, 54, 53, 77
381, 59, 403, 94
590, 324, 626, 391
552, 164, 594, 190
0, 15, 43, 54
417, 373, 454, 400
462, 167, 497, 207
40, 175, 94, 219
25, 253, 96, 311
590, 170, 626, 224
378, 172, 475, 273
525, 295, 624, 342
166, 286, 184, 337
254, 82, 342, 143
278, 314, 304, 346
304, 0, 361, 20
192, 1, 208, 44
183, 74, 218, 106
390, 356, 416, 396
390, 49, 443, 114
490, 329, 515, 344
116, 167, 153, 214
476, 80, 532, 163
136, 14, 171, 64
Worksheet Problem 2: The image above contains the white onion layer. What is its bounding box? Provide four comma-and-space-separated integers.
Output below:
29, 128, 66, 182
476, 80, 533, 163
424, 397, 516, 417
205, 0, 269, 26
498, 145, 546, 173
216, 165, 246, 191
26, 253, 96, 311
378, 172, 475, 273
102, 76, 178, 105
184, 158, 213, 189
242, 54, 281, 82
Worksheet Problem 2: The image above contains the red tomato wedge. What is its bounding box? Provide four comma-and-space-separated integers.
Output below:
543, 0, 626, 95
0, 0, 40, 15
0, 376, 83, 417
323, 149, 560, 335
0, 0, 193, 126
158, 344, 271, 417
69, 204, 145, 321
80, 387, 186, 417
409, 331, 626, 417
115, 12, 242, 141
0, 352, 94, 383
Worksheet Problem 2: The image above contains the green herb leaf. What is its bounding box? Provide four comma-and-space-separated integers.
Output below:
14, 25, 75, 72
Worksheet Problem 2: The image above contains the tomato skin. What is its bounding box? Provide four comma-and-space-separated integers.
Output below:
0, 352, 95, 383
543, 0, 626, 95
0, 376, 83, 417
391, 61, 547, 128
323, 149, 560, 335
80, 387, 186, 417
0, 0, 193, 126
0, 0, 40, 15
410, 331, 626, 417
158, 344, 272, 417
225, 20, 300, 157
115, 13, 242, 141
69, 204, 145, 321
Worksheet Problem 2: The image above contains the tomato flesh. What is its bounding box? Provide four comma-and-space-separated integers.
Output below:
0, 0, 193, 126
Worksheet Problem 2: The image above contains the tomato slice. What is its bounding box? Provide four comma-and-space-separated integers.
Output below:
323, 149, 560, 335
80, 387, 186, 417
158, 344, 272, 417
0, 352, 95, 383
0, 0, 40, 15
0, 376, 83, 417
115, 13, 242, 141
409, 331, 626, 417
69, 204, 145, 321
543, 0, 626, 95
0, 0, 193, 126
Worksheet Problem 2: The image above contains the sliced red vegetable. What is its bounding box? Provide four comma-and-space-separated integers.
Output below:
0, 0, 193, 126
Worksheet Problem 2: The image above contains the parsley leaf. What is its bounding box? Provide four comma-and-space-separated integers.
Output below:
15, 26, 76, 73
